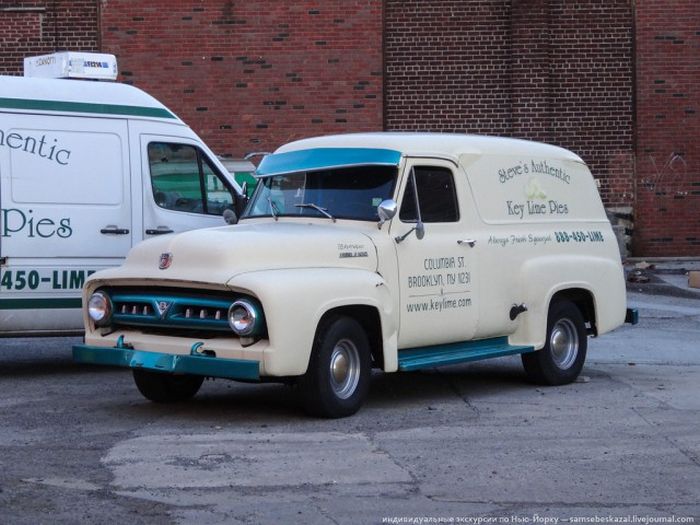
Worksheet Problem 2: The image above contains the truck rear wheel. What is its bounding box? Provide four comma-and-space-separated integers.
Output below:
299, 316, 371, 418
132, 369, 204, 403
521, 300, 587, 385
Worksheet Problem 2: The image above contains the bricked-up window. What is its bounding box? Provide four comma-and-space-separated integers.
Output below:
399, 167, 459, 223
148, 142, 234, 216
384, 0, 634, 214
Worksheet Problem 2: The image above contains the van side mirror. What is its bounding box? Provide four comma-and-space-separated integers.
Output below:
241, 181, 248, 198
377, 199, 397, 229
223, 208, 238, 225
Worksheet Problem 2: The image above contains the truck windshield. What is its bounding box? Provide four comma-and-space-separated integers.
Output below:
242, 165, 398, 221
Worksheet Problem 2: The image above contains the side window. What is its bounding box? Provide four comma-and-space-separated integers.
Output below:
148, 142, 235, 216
399, 166, 459, 223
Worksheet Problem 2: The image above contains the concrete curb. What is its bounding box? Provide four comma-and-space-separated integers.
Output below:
624, 259, 700, 299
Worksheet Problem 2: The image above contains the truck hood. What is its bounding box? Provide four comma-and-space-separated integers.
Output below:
96, 222, 378, 286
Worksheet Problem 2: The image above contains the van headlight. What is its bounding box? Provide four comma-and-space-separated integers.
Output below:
88, 291, 112, 326
227, 299, 260, 336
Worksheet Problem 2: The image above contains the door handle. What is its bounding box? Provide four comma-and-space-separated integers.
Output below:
145, 228, 174, 235
457, 239, 476, 247
100, 227, 130, 235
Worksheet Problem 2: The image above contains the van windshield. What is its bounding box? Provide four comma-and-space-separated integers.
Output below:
242, 165, 398, 221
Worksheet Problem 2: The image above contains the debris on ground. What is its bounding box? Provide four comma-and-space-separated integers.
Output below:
634, 261, 656, 270
628, 270, 650, 283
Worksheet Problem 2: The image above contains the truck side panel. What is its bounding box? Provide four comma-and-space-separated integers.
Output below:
458, 153, 626, 347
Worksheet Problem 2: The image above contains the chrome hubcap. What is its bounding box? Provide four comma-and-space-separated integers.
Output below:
329, 339, 360, 399
549, 319, 578, 370
550, 318, 579, 370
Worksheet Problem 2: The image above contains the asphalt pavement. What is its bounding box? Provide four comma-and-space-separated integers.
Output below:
0, 285, 698, 524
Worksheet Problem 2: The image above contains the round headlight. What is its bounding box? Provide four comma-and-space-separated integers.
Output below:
228, 300, 258, 336
88, 291, 111, 325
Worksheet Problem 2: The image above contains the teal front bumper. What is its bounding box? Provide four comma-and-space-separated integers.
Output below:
73, 344, 260, 381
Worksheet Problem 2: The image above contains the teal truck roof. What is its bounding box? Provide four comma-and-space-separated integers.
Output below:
256, 148, 403, 177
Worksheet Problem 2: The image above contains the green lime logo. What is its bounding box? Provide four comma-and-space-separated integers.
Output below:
1, 208, 72, 238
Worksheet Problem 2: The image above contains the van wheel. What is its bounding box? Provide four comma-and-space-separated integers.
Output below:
132, 369, 204, 403
521, 300, 587, 385
299, 316, 371, 418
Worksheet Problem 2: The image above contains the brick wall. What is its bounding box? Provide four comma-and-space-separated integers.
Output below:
2, 1, 698, 256
384, 1, 512, 135
100, 0, 383, 158
0, 1, 99, 75
634, 0, 700, 256
384, 0, 635, 212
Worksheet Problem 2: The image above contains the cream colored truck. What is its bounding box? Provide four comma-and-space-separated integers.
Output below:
73, 133, 637, 418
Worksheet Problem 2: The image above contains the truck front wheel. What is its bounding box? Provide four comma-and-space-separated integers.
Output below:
521, 300, 587, 385
132, 369, 204, 403
299, 316, 371, 418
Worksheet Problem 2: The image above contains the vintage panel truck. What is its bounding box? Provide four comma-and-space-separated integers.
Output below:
73, 133, 636, 417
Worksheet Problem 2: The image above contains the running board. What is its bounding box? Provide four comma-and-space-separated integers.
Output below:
398, 336, 535, 372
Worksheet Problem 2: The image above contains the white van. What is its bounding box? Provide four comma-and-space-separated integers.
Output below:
0, 53, 247, 336
73, 133, 637, 417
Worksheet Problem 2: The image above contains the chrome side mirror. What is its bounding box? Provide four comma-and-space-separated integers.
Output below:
377, 199, 397, 229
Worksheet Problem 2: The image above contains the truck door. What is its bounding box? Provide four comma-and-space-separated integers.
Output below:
138, 134, 239, 240
390, 160, 479, 348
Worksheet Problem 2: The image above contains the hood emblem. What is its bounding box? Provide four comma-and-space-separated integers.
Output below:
156, 301, 171, 319
159, 252, 173, 270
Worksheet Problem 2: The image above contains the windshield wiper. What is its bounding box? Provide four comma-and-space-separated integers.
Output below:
267, 197, 280, 221
294, 203, 336, 222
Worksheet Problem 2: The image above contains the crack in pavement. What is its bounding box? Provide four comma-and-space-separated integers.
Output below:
437, 368, 482, 418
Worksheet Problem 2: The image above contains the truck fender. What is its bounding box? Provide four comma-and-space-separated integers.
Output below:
227, 267, 398, 376
510, 255, 626, 349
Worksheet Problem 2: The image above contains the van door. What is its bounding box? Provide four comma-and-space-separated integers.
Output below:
0, 113, 131, 258
138, 134, 239, 240
391, 160, 479, 348
0, 112, 131, 334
